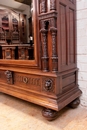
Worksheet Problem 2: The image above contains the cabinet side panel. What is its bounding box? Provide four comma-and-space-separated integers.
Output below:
58, 0, 76, 72
59, 4, 67, 66
69, 9, 75, 64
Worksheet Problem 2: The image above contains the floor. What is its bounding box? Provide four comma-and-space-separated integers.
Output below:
0, 93, 87, 130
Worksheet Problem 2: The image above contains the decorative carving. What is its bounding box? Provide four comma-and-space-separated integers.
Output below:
44, 79, 53, 91
40, 0, 46, 13
1, 46, 16, 59
23, 77, 28, 84
14, 74, 41, 87
5, 70, 13, 84
18, 46, 29, 60
50, 0, 56, 10
50, 18, 58, 72
42, 108, 58, 121
42, 77, 55, 92
39, 11, 57, 20
40, 20, 49, 72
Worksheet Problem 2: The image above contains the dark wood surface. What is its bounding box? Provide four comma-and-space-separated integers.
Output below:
0, 0, 82, 120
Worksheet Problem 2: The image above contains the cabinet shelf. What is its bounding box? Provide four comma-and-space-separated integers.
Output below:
13, 23, 18, 25
2, 21, 9, 24
2, 27, 9, 30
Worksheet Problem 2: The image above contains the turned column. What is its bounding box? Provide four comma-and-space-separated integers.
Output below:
50, 18, 58, 72
40, 20, 49, 72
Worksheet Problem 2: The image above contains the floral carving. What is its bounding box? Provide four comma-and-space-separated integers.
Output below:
50, 0, 56, 10
40, 0, 46, 13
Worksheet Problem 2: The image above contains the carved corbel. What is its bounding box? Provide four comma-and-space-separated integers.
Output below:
40, 20, 49, 72
49, 18, 58, 72
5, 70, 13, 84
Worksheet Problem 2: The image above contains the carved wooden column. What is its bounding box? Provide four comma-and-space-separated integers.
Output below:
50, 18, 58, 72
40, 0, 47, 13
40, 20, 49, 72
50, 0, 56, 10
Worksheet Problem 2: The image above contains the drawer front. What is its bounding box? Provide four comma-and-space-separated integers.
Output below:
0, 70, 56, 94
14, 72, 41, 91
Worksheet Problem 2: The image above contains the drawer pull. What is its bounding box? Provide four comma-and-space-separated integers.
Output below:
23, 77, 28, 84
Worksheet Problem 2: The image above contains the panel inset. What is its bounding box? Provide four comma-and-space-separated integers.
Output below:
69, 9, 75, 64
59, 4, 67, 66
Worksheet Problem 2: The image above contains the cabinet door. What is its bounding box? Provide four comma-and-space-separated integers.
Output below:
0, 0, 40, 69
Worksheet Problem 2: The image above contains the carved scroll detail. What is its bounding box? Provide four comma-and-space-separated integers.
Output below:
50, 0, 56, 10
40, 20, 49, 72
40, 0, 46, 13
50, 18, 58, 72
5, 70, 13, 84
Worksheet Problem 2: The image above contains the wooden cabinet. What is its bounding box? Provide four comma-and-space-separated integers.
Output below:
0, 0, 82, 121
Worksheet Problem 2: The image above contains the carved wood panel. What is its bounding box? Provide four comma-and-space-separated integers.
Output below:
0, 70, 13, 84
50, 0, 56, 10
40, 0, 47, 13
14, 73, 41, 91
58, 1, 76, 71
42, 77, 55, 93
69, 9, 75, 64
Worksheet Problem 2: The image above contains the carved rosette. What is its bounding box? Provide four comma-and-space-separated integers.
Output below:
50, 18, 58, 72
50, 0, 56, 10
40, 0, 46, 13
5, 70, 13, 84
40, 20, 49, 72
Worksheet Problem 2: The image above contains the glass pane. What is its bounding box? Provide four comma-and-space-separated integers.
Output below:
0, 0, 34, 60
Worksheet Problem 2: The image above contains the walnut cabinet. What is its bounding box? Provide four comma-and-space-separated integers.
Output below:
0, 0, 82, 121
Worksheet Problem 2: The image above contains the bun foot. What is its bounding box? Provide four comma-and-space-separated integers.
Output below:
68, 98, 80, 108
42, 108, 58, 121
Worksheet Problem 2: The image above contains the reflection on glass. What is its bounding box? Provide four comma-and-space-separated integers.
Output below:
0, 0, 34, 60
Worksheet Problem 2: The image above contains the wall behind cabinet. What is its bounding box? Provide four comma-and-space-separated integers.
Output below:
77, 0, 87, 107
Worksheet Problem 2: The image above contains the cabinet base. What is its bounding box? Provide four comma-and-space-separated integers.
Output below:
68, 98, 80, 108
